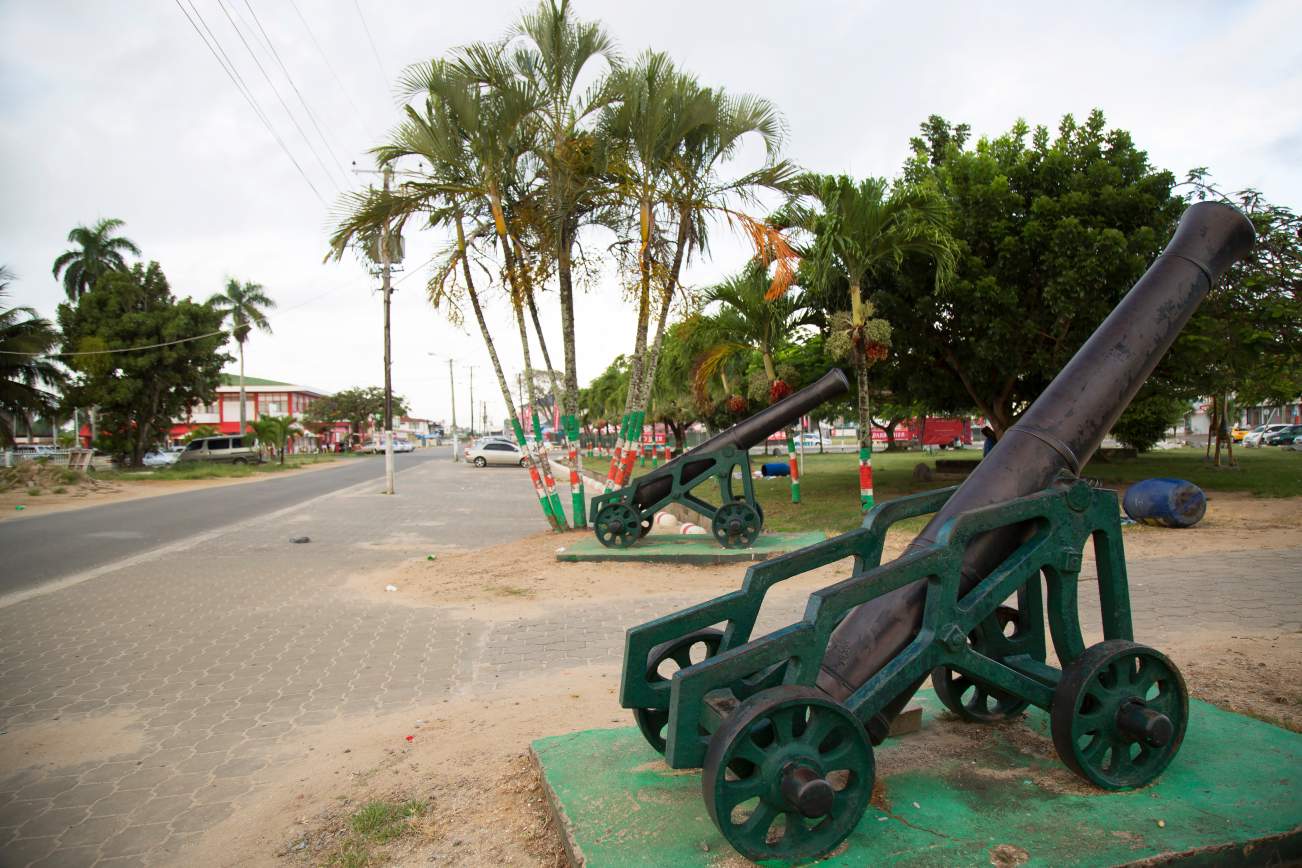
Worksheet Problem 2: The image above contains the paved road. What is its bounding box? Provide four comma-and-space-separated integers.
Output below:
0, 454, 1298, 867
0, 450, 452, 599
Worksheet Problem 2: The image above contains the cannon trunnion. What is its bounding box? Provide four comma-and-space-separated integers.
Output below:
617, 201, 1255, 862
591, 369, 849, 549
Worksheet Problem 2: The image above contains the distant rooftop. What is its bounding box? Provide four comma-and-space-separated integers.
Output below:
219, 374, 293, 387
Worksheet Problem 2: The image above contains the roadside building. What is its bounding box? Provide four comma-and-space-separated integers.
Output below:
169, 375, 336, 451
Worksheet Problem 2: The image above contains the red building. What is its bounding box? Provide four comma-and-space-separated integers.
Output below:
168, 375, 339, 449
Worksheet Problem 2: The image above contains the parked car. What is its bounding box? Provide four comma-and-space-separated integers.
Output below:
393, 438, 415, 453
467, 439, 528, 467
1263, 424, 1302, 446
13, 444, 58, 460
1230, 424, 1251, 442
463, 436, 516, 461
142, 448, 181, 467
1242, 424, 1288, 447
177, 435, 262, 464
796, 433, 823, 448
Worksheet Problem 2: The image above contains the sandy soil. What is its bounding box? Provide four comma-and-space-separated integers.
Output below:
197, 494, 1302, 867
0, 458, 351, 522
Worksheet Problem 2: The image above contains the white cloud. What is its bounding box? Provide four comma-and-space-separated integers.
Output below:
1, 0, 1297, 425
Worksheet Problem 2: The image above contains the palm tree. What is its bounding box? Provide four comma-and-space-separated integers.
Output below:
693, 260, 814, 394
51, 218, 140, 301
460, 0, 620, 423
248, 414, 296, 464
330, 60, 565, 530
208, 279, 275, 436
1, 267, 65, 447
780, 174, 955, 508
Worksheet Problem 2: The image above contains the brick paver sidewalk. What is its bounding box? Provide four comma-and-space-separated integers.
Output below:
1, 460, 1299, 868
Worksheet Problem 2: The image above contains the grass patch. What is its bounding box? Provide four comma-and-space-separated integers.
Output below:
25, 487, 41, 497
349, 800, 427, 843
492, 585, 533, 598
52, 486, 66, 494
671, 446, 1302, 536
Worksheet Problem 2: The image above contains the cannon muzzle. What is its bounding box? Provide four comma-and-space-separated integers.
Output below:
629, 369, 849, 510
817, 201, 1256, 711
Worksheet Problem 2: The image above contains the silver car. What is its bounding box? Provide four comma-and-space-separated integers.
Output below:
177, 435, 262, 464
1243, 424, 1290, 448
467, 439, 528, 467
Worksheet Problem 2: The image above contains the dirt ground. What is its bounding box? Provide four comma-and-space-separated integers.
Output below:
205, 494, 1301, 867
0, 458, 349, 522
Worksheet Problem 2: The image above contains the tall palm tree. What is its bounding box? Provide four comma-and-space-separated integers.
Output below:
51, 218, 140, 301
1, 267, 65, 447
208, 279, 275, 436
330, 60, 565, 530
780, 174, 955, 509
461, 0, 620, 423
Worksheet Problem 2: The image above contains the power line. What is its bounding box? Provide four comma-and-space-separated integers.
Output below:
351, 0, 388, 87
173, 0, 325, 204
237, 0, 353, 186
286, 0, 372, 137
215, 0, 340, 194
0, 330, 229, 358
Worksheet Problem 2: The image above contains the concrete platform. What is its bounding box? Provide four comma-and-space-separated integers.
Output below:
555, 532, 827, 565
532, 690, 1302, 866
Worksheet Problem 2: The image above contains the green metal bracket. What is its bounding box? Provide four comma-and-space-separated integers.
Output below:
618, 480, 1133, 770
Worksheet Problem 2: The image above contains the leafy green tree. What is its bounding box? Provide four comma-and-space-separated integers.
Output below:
208, 279, 275, 436
181, 424, 218, 443
51, 218, 140, 301
1, 266, 66, 447
57, 262, 229, 466
305, 387, 409, 440
882, 111, 1184, 436
1110, 391, 1187, 452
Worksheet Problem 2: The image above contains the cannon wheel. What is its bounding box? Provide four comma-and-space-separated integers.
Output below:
1051, 640, 1188, 790
632, 629, 724, 753
594, 502, 643, 549
702, 686, 874, 863
712, 502, 761, 549
931, 605, 1032, 722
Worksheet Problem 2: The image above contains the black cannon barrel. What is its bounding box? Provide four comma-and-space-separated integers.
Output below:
630, 368, 849, 509
816, 201, 1256, 716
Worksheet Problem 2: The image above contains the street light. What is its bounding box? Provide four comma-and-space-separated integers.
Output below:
428, 353, 459, 461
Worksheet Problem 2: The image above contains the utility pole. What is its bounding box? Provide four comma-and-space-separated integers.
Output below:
467, 365, 476, 438
481, 400, 487, 436
380, 164, 396, 495
448, 357, 458, 461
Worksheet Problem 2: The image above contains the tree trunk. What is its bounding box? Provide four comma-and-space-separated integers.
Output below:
622, 195, 656, 417
238, 341, 247, 436
850, 282, 874, 510
636, 204, 692, 411
557, 223, 579, 419
455, 213, 559, 531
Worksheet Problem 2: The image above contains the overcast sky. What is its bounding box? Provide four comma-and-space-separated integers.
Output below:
2, 1, 1299, 426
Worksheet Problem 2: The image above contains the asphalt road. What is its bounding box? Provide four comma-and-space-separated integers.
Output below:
0, 449, 449, 598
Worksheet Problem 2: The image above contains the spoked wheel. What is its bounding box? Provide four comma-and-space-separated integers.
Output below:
702, 686, 874, 863
931, 606, 1031, 722
712, 502, 761, 549
632, 629, 724, 753
594, 502, 643, 549
1051, 640, 1188, 789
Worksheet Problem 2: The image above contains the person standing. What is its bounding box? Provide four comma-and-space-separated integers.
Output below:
981, 425, 998, 457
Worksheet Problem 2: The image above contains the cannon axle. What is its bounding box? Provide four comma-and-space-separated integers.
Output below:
780, 764, 835, 818
1117, 699, 1175, 748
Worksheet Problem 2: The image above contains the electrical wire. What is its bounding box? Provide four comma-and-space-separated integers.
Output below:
351, 0, 388, 86
0, 330, 229, 358
173, 0, 325, 204
237, 0, 353, 187
215, 0, 340, 193
286, 0, 372, 137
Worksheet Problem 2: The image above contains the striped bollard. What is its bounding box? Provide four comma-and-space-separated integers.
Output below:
859, 444, 874, 511
787, 432, 800, 504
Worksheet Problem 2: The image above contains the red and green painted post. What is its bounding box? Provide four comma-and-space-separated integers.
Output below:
512, 417, 560, 529
604, 413, 628, 492
562, 414, 586, 529
618, 411, 643, 486
859, 442, 874, 511
532, 408, 568, 528
786, 429, 800, 504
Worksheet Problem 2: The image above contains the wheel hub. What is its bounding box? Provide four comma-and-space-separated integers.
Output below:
780, 764, 834, 818
1115, 699, 1174, 747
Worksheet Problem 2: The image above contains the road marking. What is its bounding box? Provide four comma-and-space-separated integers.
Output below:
0, 459, 443, 610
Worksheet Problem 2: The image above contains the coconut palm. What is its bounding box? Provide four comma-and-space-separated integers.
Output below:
51, 218, 140, 301
780, 174, 955, 508
248, 414, 296, 464
208, 279, 275, 436
1, 267, 65, 447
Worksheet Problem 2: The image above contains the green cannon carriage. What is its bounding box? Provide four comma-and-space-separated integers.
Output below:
590, 370, 848, 549
617, 202, 1256, 862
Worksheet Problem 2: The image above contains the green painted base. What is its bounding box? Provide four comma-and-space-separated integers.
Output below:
532, 690, 1302, 867
555, 532, 827, 565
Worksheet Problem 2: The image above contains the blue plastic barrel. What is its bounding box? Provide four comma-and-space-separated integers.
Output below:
760, 462, 791, 477
1122, 478, 1207, 528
